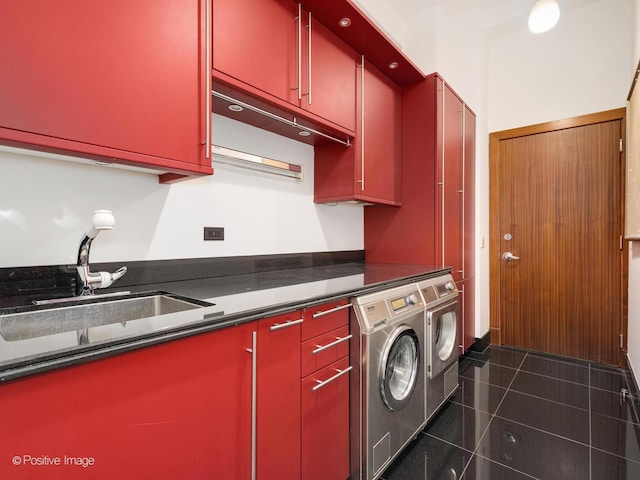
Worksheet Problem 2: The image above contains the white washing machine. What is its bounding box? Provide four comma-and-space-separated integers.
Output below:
350, 282, 428, 480
418, 275, 460, 421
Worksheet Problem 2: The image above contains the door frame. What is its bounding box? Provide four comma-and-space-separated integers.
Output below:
489, 108, 628, 360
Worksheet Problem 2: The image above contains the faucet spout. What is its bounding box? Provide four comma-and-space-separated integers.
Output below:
75, 210, 127, 296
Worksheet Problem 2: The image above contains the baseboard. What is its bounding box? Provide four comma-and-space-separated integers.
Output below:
625, 353, 640, 425
469, 331, 491, 354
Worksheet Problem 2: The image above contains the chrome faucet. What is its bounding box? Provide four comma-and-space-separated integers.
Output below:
76, 210, 127, 296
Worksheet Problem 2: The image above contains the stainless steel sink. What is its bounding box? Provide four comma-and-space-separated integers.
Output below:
0, 293, 210, 341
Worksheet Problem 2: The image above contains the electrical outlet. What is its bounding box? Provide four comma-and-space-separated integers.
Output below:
204, 227, 224, 241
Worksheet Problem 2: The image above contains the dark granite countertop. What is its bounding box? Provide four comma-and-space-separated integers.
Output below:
0, 262, 447, 382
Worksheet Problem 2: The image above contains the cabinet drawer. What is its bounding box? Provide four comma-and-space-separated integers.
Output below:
301, 356, 350, 480
301, 326, 350, 378
302, 299, 350, 341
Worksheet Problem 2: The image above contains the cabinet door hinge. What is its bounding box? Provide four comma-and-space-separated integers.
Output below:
620, 138, 623, 153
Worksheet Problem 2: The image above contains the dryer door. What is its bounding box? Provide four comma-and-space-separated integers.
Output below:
379, 325, 420, 411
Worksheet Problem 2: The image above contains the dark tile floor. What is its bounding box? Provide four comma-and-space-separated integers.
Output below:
379, 346, 640, 480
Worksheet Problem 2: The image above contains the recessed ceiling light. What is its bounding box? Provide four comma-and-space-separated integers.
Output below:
338, 17, 351, 27
298, 130, 311, 137
228, 104, 244, 112
91, 161, 111, 166
388, 62, 399, 70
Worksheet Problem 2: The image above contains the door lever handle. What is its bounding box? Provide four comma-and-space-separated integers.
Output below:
502, 252, 520, 262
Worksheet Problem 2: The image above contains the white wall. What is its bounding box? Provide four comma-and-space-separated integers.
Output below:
626, 0, 640, 377
0, 114, 363, 268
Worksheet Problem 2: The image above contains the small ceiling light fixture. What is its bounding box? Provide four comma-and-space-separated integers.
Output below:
228, 104, 244, 112
338, 17, 351, 27
528, 0, 560, 34
388, 62, 399, 70
298, 130, 311, 137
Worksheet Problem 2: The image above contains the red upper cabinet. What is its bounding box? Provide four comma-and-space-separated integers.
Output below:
213, 0, 297, 105
212, 0, 357, 137
0, 0, 212, 181
314, 59, 401, 205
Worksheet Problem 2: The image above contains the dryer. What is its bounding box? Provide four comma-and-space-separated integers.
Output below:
418, 275, 460, 421
350, 283, 428, 480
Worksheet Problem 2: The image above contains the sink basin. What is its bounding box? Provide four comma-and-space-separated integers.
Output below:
0, 292, 211, 341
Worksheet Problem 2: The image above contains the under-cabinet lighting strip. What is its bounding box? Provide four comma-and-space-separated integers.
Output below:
212, 145, 303, 180
211, 90, 350, 147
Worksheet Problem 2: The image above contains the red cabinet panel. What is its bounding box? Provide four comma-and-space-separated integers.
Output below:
256, 312, 302, 479
301, 325, 350, 377
0, 0, 212, 178
441, 83, 464, 283
302, 299, 350, 340
301, 357, 350, 480
0, 323, 254, 479
213, 0, 297, 104
302, 13, 358, 132
314, 60, 401, 205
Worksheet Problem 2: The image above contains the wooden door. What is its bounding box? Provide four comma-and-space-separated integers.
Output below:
489, 109, 626, 366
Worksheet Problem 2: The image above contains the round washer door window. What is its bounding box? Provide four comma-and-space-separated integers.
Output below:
380, 325, 420, 411
435, 310, 457, 362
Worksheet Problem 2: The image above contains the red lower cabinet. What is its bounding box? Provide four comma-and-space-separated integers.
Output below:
301, 357, 351, 480
256, 312, 303, 479
0, 322, 255, 479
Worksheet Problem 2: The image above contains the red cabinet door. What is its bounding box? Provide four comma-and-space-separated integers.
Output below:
301, 14, 358, 132
442, 84, 464, 282
213, 0, 297, 104
0, 0, 211, 177
314, 60, 401, 206
301, 357, 350, 480
256, 312, 302, 479
464, 106, 476, 279
0, 323, 254, 479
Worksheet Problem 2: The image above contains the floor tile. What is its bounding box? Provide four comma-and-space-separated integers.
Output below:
380, 433, 472, 480
495, 391, 589, 444
591, 413, 640, 462
466, 346, 527, 370
519, 355, 589, 385
591, 367, 627, 393
509, 370, 589, 409
461, 455, 536, 480
591, 388, 639, 424
475, 415, 590, 480
450, 376, 507, 415
424, 402, 492, 452
459, 358, 518, 389
591, 448, 640, 480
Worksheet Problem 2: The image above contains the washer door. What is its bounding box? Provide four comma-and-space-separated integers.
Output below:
379, 325, 420, 411
428, 300, 458, 379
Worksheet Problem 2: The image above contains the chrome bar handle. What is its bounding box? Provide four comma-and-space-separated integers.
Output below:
312, 302, 352, 318
204, 0, 211, 158
359, 55, 365, 191
296, 4, 302, 100
312, 335, 353, 355
246, 331, 257, 480
312, 366, 353, 392
306, 11, 312, 105
269, 318, 304, 331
